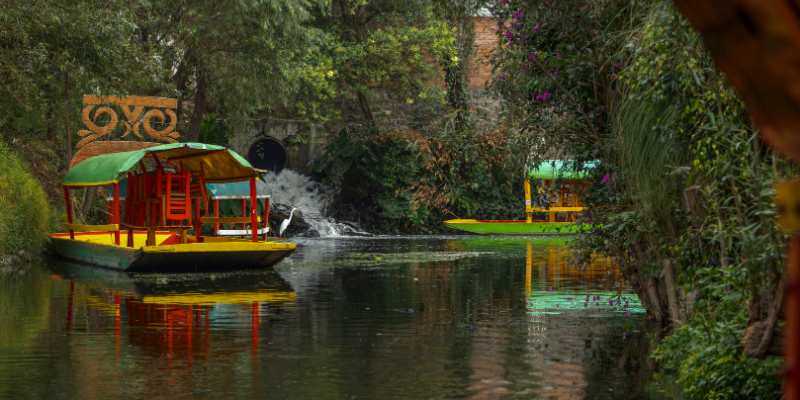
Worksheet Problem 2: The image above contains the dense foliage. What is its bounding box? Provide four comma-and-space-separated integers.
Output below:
0, 141, 51, 257
652, 299, 782, 399
314, 127, 526, 233
486, 0, 787, 397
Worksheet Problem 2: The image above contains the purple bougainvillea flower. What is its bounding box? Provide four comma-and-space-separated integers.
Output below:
608, 299, 614, 306
626, 311, 631, 317
498, 101, 503, 104
556, 54, 562, 59
622, 332, 627, 338
648, 314, 652, 320
533, 23, 541, 31
514, 11, 522, 20
549, 286, 553, 291
584, 302, 588, 307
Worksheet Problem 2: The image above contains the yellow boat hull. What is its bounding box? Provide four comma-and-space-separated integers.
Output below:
50, 232, 295, 272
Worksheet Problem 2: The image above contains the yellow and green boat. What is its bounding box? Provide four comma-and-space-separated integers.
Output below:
51, 142, 295, 272
445, 160, 596, 235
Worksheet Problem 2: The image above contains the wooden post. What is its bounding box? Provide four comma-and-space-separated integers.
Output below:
213, 199, 220, 236
776, 180, 800, 400
786, 235, 800, 400
126, 172, 132, 223
250, 179, 258, 242
547, 180, 555, 223
524, 179, 532, 223
194, 197, 202, 243
113, 183, 120, 245
263, 197, 270, 240
64, 186, 74, 240
241, 198, 247, 239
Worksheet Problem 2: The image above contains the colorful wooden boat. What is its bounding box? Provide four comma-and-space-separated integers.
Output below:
445, 160, 596, 235
51, 142, 296, 272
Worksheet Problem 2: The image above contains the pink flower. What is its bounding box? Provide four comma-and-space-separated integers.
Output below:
513, 11, 522, 20
584, 302, 588, 307
622, 332, 627, 338
625, 311, 631, 317
549, 286, 553, 291
608, 300, 613, 306
556, 54, 561, 59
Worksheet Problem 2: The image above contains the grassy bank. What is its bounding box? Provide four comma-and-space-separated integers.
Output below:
0, 141, 53, 258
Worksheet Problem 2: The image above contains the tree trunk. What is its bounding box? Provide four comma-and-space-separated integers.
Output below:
45, 84, 56, 142
63, 72, 72, 168
80, 187, 97, 220
742, 321, 784, 358
445, 65, 468, 130
357, 91, 374, 125
187, 70, 207, 142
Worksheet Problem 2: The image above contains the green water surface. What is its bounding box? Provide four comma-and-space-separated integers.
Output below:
0, 236, 674, 399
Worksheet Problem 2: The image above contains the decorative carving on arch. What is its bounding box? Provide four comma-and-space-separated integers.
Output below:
77, 95, 180, 148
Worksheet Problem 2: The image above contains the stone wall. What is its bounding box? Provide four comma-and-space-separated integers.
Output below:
231, 16, 502, 175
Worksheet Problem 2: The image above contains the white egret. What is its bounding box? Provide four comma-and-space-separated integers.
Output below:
280, 208, 299, 237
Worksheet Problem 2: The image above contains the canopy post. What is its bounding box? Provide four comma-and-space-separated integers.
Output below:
241, 199, 247, 239
113, 183, 121, 245
524, 179, 532, 223
213, 199, 220, 236
263, 196, 270, 240
64, 186, 74, 240
250, 179, 258, 242
547, 180, 555, 223
194, 197, 202, 243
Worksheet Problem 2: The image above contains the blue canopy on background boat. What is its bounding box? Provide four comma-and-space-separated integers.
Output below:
109, 178, 269, 199
207, 180, 269, 199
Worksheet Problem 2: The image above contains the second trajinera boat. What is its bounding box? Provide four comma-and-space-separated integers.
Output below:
444, 160, 597, 235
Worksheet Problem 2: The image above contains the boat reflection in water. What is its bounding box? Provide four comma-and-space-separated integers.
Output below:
51, 262, 296, 368
520, 243, 652, 399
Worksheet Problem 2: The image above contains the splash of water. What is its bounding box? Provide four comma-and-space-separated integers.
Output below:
261, 170, 365, 237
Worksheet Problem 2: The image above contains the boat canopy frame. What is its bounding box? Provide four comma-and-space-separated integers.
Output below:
60, 142, 265, 244
63, 142, 258, 187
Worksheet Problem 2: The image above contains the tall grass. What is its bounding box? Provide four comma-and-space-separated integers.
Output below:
0, 140, 51, 257
612, 91, 683, 214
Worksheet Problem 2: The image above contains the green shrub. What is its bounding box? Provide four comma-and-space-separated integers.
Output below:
652, 300, 782, 399
0, 140, 51, 257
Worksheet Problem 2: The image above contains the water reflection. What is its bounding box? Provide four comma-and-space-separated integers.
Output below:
0, 237, 670, 399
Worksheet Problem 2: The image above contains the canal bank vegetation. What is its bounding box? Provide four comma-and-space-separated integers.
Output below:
0, 141, 52, 259
463, 0, 789, 397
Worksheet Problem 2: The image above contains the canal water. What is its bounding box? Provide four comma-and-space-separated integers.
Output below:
0, 236, 674, 399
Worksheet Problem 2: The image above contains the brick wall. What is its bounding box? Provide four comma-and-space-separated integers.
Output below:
468, 17, 499, 89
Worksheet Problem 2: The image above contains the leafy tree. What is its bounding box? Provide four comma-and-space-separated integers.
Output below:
129, 0, 320, 141
304, 0, 459, 129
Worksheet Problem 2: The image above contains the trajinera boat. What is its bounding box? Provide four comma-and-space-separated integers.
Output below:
444, 160, 597, 235
51, 142, 295, 272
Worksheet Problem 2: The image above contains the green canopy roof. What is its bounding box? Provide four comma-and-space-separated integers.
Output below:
63, 143, 258, 187
526, 160, 599, 180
